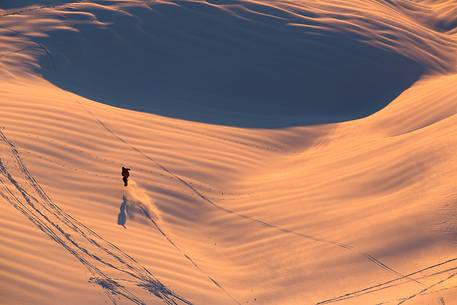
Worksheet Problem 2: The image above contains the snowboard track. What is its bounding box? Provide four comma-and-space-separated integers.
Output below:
0, 129, 194, 305
76, 99, 420, 284
137, 204, 241, 305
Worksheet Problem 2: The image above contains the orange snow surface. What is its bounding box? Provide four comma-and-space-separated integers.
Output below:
1, 1, 457, 305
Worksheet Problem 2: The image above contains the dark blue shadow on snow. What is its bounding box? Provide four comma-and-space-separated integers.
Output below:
117, 195, 127, 228
33, 1, 424, 128
0, 1, 72, 9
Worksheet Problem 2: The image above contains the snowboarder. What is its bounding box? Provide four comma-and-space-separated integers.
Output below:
121, 166, 130, 186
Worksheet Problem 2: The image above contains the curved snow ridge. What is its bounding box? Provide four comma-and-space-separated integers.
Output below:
368, 73, 457, 136
0, 0, 455, 127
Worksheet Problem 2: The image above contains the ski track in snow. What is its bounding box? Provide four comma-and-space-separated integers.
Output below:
77, 99, 421, 284
137, 204, 242, 305
0, 129, 194, 305
315, 255, 457, 304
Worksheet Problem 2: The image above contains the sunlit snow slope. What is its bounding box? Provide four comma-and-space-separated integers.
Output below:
1, 1, 457, 305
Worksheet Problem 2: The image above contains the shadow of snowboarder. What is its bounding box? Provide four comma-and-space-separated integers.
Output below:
117, 195, 128, 228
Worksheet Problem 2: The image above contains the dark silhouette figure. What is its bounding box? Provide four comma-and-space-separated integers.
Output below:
117, 195, 128, 228
121, 167, 130, 186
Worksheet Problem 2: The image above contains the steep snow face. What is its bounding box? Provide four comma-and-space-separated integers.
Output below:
1, 0, 455, 127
